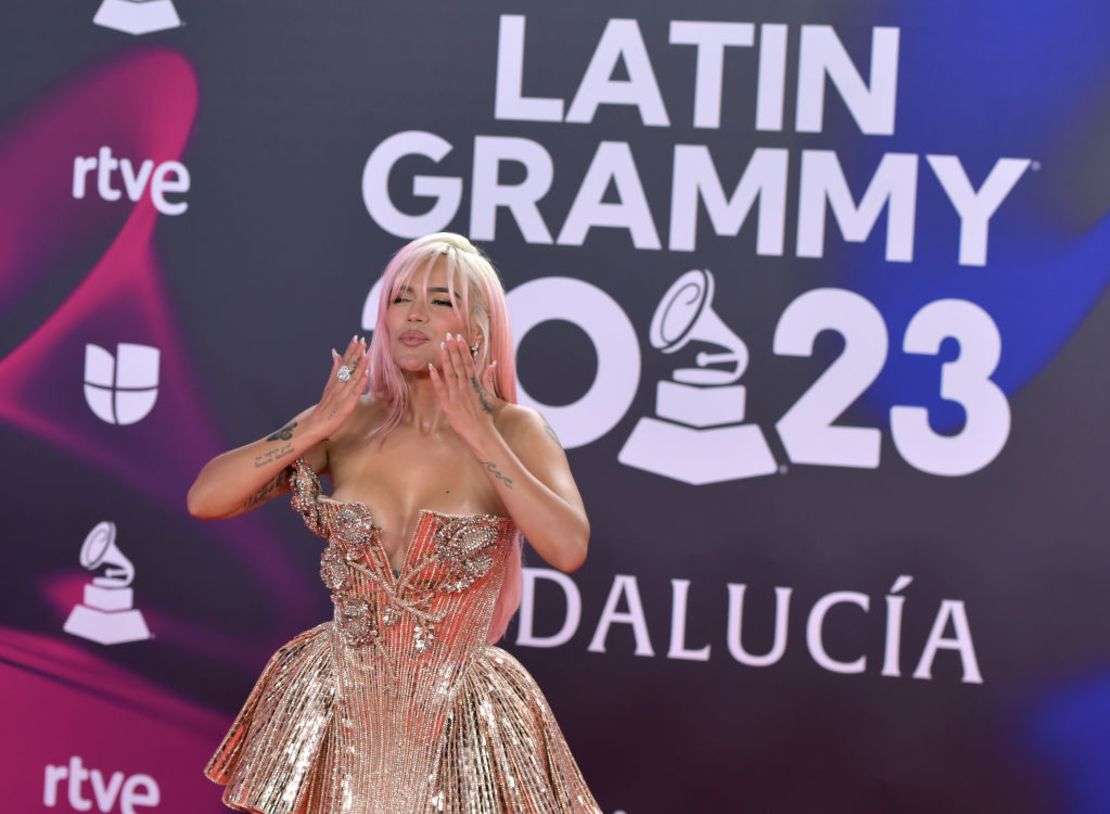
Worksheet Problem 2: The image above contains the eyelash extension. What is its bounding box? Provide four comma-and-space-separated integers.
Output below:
391, 294, 453, 305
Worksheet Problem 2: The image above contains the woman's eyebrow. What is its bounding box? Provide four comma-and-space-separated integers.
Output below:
396, 284, 462, 298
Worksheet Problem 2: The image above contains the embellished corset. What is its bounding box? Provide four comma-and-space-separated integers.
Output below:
288, 456, 515, 653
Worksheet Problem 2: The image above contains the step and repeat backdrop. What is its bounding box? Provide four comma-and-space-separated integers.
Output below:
3, 1, 1110, 812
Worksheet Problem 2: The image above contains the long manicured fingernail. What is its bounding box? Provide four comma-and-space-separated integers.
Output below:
331, 348, 339, 359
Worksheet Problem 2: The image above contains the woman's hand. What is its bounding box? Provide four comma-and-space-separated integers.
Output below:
303, 334, 369, 441
427, 332, 500, 449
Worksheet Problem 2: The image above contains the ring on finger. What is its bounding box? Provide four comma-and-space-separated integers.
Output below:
336, 365, 352, 382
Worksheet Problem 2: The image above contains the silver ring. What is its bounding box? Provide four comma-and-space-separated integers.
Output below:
336, 365, 352, 382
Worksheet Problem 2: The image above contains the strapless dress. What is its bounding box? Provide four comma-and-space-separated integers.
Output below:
204, 457, 600, 814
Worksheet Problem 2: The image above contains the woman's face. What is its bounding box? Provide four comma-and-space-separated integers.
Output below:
384, 257, 473, 372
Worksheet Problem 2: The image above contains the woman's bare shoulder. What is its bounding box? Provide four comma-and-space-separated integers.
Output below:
494, 403, 558, 447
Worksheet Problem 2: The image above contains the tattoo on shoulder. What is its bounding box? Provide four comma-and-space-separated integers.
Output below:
480, 460, 513, 488
470, 376, 495, 414
542, 422, 561, 447
267, 421, 298, 442
255, 442, 294, 468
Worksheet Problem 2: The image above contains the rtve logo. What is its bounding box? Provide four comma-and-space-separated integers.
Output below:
93, 0, 182, 36
84, 343, 160, 425
43, 756, 159, 814
72, 147, 190, 215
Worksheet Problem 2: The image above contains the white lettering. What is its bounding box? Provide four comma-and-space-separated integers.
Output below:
566, 19, 669, 126
516, 567, 582, 648
68, 756, 92, 812
726, 584, 792, 667
913, 599, 983, 684
588, 574, 655, 656
96, 146, 121, 202
806, 590, 870, 674
43, 763, 67, 807
469, 136, 554, 243
796, 25, 900, 135
755, 24, 788, 131
797, 150, 918, 262
494, 15, 564, 122
669, 145, 787, 253
668, 21, 754, 129
119, 159, 154, 203
508, 277, 640, 449
72, 156, 97, 199
120, 774, 160, 814
667, 579, 711, 661
927, 155, 1030, 266
882, 575, 913, 677
361, 130, 461, 237
149, 160, 190, 215
557, 141, 661, 249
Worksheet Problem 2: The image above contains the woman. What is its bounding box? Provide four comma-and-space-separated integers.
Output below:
189, 233, 601, 814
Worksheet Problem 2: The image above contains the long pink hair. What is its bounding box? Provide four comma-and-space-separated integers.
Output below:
365, 233, 521, 644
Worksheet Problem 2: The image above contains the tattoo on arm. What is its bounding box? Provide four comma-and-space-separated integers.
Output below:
267, 421, 298, 442
480, 460, 513, 488
470, 376, 495, 414
243, 468, 291, 510
542, 422, 561, 447
254, 442, 294, 468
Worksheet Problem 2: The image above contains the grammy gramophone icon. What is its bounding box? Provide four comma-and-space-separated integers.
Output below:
618, 268, 777, 485
63, 522, 152, 645
93, 0, 182, 35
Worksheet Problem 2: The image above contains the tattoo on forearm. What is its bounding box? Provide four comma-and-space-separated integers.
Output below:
267, 421, 297, 442
480, 460, 513, 488
470, 376, 495, 414
244, 469, 290, 509
542, 422, 561, 447
254, 443, 294, 468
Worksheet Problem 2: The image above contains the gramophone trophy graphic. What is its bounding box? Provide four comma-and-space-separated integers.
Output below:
618, 269, 777, 485
93, 0, 182, 35
63, 522, 152, 645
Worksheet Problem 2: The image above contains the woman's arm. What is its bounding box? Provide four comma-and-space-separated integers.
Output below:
473, 406, 589, 572
186, 405, 328, 520
186, 336, 369, 520
428, 335, 589, 572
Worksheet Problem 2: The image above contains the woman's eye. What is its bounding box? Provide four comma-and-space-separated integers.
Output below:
432, 298, 454, 307
392, 295, 412, 304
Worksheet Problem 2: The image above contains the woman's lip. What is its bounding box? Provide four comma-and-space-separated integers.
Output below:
399, 332, 428, 346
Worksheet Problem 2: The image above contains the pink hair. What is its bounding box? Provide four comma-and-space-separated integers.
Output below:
366, 233, 521, 644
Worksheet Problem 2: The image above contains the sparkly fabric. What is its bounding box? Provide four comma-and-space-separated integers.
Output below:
205, 457, 600, 814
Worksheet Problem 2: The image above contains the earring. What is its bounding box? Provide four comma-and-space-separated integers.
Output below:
470, 342, 480, 358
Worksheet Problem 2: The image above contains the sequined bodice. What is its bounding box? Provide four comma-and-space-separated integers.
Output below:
288, 456, 515, 653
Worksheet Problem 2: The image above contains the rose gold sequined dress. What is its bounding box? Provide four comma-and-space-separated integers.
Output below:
205, 457, 600, 814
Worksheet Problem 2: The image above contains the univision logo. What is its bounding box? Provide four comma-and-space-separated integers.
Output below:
84, 343, 160, 425
93, 0, 182, 35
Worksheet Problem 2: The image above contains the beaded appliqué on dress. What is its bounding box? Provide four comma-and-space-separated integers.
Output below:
291, 457, 507, 652
432, 515, 501, 593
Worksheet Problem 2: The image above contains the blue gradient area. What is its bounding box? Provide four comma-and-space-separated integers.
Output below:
1028, 670, 1110, 814
835, 0, 1110, 428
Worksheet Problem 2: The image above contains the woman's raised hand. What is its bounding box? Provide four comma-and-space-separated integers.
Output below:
305, 335, 369, 441
427, 332, 500, 449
